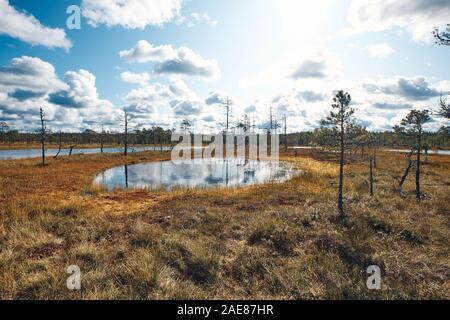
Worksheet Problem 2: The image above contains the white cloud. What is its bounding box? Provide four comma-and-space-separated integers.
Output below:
240, 49, 343, 89
176, 12, 218, 28
0, 56, 66, 93
364, 43, 394, 58
188, 12, 218, 27
0, 0, 71, 50
362, 76, 440, 100
120, 41, 221, 80
81, 0, 183, 29
49, 70, 115, 110
120, 71, 150, 85
0, 57, 120, 131
119, 41, 177, 63
342, 0, 450, 42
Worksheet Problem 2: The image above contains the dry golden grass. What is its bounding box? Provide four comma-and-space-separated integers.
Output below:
0, 150, 449, 299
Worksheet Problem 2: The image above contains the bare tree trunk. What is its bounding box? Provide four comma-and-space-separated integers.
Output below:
100, 125, 104, 154
226, 98, 230, 134
398, 159, 414, 192
69, 144, 76, 156
338, 120, 345, 217
54, 130, 62, 159
369, 156, 374, 196
39, 107, 46, 166
373, 150, 377, 169
284, 115, 288, 152
124, 112, 128, 156
416, 129, 422, 201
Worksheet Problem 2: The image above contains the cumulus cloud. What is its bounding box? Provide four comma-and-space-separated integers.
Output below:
0, 56, 66, 92
172, 100, 202, 116
296, 90, 328, 102
120, 40, 221, 80
372, 102, 414, 110
363, 76, 440, 100
8, 89, 45, 101
0, 57, 119, 131
49, 70, 114, 110
123, 79, 202, 122
205, 91, 229, 105
124, 85, 171, 113
121, 79, 235, 132
342, 0, 450, 42
364, 43, 394, 58
290, 51, 342, 80
0, 0, 71, 50
119, 41, 177, 63
120, 71, 150, 85
244, 105, 257, 113
240, 50, 342, 89
81, 0, 183, 29
291, 60, 327, 79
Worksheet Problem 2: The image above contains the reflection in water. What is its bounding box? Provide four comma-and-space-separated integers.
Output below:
93, 158, 301, 191
124, 165, 129, 189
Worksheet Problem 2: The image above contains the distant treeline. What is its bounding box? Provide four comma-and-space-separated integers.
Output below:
0, 128, 173, 146
287, 126, 450, 149
1, 126, 449, 148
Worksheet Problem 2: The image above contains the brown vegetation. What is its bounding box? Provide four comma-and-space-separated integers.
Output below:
0, 150, 449, 299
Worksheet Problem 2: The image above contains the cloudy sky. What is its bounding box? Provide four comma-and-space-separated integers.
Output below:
0, 0, 449, 132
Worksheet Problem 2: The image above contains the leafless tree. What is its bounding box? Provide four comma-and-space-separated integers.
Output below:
124, 111, 128, 156
39, 107, 46, 165
100, 125, 104, 153
54, 130, 62, 159
369, 156, 374, 196
284, 115, 288, 152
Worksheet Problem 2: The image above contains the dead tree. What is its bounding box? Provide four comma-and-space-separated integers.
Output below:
373, 150, 377, 169
369, 156, 374, 196
54, 130, 62, 159
224, 98, 231, 134
69, 144, 77, 156
397, 150, 415, 197
284, 115, 288, 152
124, 111, 128, 156
100, 125, 104, 154
39, 107, 46, 166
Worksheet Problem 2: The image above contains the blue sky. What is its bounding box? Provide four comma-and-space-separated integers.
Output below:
0, 0, 449, 132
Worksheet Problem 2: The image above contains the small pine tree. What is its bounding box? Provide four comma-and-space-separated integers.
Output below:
400, 109, 431, 201
323, 91, 354, 218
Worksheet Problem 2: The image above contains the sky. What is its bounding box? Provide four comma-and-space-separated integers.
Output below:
0, 0, 449, 133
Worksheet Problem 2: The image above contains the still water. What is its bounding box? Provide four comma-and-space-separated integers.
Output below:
93, 158, 301, 191
0, 146, 171, 160
387, 149, 450, 155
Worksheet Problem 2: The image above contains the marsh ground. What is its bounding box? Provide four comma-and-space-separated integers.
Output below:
0, 150, 448, 299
